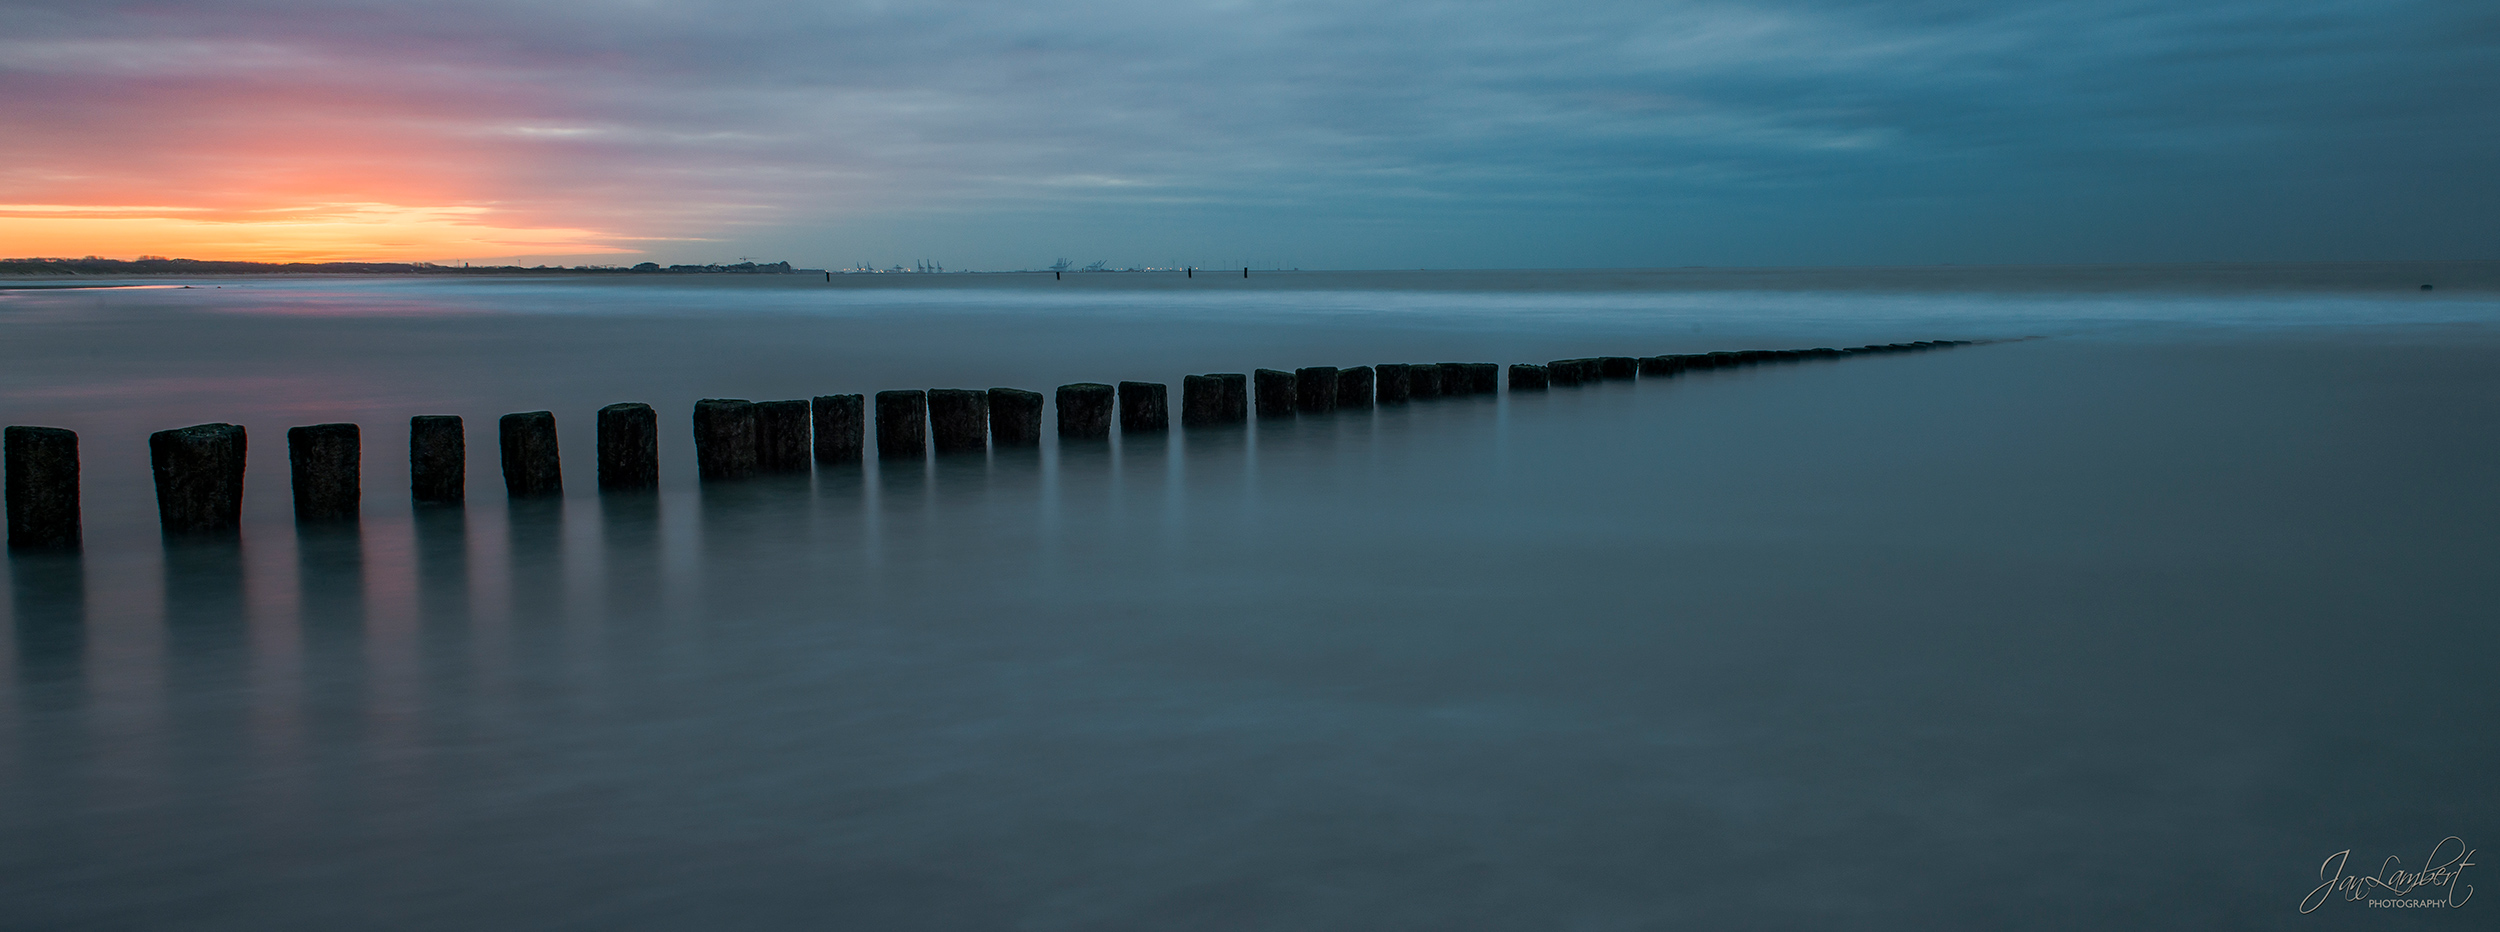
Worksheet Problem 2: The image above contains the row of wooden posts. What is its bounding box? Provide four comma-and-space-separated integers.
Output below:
2, 342, 1970, 550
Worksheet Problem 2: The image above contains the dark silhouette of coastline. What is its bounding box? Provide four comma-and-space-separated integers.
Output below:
0, 257, 799, 276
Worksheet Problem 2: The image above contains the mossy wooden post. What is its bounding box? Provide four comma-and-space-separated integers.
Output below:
1375, 364, 1410, 404
1409, 363, 1443, 398
1336, 366, 1374, 409
812, 394, 864, 466
410, 416, 464, 504
693, 399, 758, 481
287, 423, 359, 522
1466, 363, 1500, 393
500, 412, 561, 498
1056, 383, 1113, 440
1509, 364, 1550, 390
597, 403, 658, 491
756, 400, 811, 472
1295, 367, 1338, 413
4, 426, 79, 550
929, 389, 990, 454
1118, 381, 1169, 433
1436, 363, 1473, 397
1546, 359, 1583, 387
150, 422, 246, 535
989, 388, 1044, 447
1599, 357, 1637, 379
1215, 373, 1247, 423
1254, 370, 1296, 418
1181, 375, 1225, 427
875, 391, 928, 460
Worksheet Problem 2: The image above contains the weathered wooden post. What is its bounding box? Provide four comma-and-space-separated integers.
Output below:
597, 403, 658, 491
1467, 363, 1500, 393
1599, 357, 1637, 379
1637, 356, 1679, 377
150, 422, 247, 534
1375, 364, 1410, 404
1436, 363, 1474, 397
693, 399, 758, 480
989, 388, 1044, 447
1119, 381, 1169, 433
1295, 367, 1338, 413
1181, 375, 1225, 427
928, 389, 990, 454
1509, 364, 1549, 390
1409, 363, 1443, 398
1057, 383, 1114, 440
287, 423, 359, 522
500, 411, 562, 497
1254, 370, 1296, 418
410, 416, 464, 504
1215, 373, 1247, 422
812, 394, 864, 465
756, 399, 811, 471
1546, 359, 1583, 386
4, 426, 78, 549
875, 391, 927, 460
1336, 366, 1374, 409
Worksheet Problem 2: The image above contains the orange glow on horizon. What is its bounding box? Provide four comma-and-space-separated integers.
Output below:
0, 202, 637, 263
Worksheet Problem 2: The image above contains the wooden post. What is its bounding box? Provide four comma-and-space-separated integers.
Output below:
1409, 363, 1443, 398
1509, 364, 1550, 390
410, 416, 464, 504
1181, 374, 1224, 427
4, 426, 79, 549
1436, 363, 1474, 397
928, 389, 990, 454
812, 394, 864, 465
500, 411, 562, 497
1056, 383, 1114, 440
1254, 370, 1296, 418
1336, 366, 1374, 409
150, 422, 247, 534
756, 399, 811, 471
876, 391, 927, 459
1375, 364, 1410, 404
988, 388, 1044, 447
1546, 359, 1583, 386
1295, 367, 1338, 413
1215, 373, 1247, 422
1118, 381, 1169, 433
693, 399, 758, 480
287, 423, 359, 522
597, 403, 659, 491
1599, 357, 1637, 379
1466, 363, 1501, 393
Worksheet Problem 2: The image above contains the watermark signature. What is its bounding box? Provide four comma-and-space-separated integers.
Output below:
2301, 837, 2475, 912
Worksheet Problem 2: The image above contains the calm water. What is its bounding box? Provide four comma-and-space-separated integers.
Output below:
2, 271, 2495, 929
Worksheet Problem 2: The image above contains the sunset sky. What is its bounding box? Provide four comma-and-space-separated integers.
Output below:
3, 0, 2493, 269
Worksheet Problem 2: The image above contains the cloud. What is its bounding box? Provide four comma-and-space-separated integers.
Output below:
0, 0, 2492, 266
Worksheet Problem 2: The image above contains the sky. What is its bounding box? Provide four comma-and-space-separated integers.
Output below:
1, 0, 2493, 269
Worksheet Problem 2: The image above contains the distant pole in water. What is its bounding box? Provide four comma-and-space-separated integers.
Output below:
755, 400, 811, 472
149, 422, 247, 535
693, 399, 759, 481
988, 388, 1044, 447
1186, 267, 1193, 278
824, 271, 831, 282
597, 403, 659, 491
1055, 270, 1061, 281
286, 423, 360, 523
499, 412, 562, 498
928, 389, 990, 455
4, 426, 79, 550
875, 390, 928, 460
410, 416, 464, 504
1118, 381, 1169, 433
1294, 367, 1338, 413
1056, 383, 1114, 440
1243, 267, 1249, 278
812, 394, 864, 466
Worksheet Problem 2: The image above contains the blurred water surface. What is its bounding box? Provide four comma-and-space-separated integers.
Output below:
2, 271, 2495, 930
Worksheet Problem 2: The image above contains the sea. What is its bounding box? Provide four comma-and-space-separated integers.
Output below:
2, 265, 2494, 930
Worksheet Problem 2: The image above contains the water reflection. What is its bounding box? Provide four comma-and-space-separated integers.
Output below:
9, 552, 86, 707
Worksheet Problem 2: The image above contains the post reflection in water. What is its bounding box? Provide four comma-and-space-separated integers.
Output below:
9, 552, 87, 709
505, 498, 566, 662
293, 522, 367, 745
